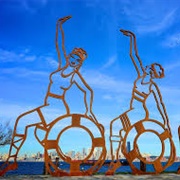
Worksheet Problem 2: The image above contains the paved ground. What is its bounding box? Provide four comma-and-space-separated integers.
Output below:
1, 174, 180, 180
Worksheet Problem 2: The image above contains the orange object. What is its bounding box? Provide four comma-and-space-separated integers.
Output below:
106, 29, 176, 175
0, 16, 106, 176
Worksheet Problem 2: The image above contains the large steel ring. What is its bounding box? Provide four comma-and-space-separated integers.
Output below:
122, 119, 176, 174
43, 114, 106, 176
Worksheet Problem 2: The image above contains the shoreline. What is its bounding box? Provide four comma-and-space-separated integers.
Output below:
1, 173, 180, 180
1, 160, 180, 162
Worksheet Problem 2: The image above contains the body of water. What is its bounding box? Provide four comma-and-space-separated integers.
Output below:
0, 161, 179, 175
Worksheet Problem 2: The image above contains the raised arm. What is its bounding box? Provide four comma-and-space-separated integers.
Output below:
150, 83, 172, 136
56, 15, 72, 68
120, 29, 145, 77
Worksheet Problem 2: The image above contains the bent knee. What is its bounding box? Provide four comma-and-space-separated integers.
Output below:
15, 110, 41, 134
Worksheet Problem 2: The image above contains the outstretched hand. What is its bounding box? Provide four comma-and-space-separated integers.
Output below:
120, 29, 133, 37
57, 15, 72, 24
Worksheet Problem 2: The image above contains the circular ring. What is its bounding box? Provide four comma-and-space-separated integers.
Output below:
122, 119, 176, 174
44, 113, 106, 176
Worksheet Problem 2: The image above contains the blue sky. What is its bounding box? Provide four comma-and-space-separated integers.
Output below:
0, 0, 180, 158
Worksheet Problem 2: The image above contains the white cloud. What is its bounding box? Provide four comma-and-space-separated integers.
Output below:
84, 0, 178, 35
162, 33, 180, 48
164, 61, 180, 71
0, 102, 29, 127
102, 94, 113, 100
83, 70, 132, 94
101, 55, 117, 70
122, 0, 178, 35
0, 48, 36, 63
45, 57, 58, 68
160, 85, 180, 99
0, 48, 58, 78
0, 67, 48, 78
11, 0, 48, 13
0, 100, 64, 128
136, 9, 177, 34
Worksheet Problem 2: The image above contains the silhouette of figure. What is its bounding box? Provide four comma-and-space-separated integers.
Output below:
107, 29, 172, 174
0, 16, 97, 176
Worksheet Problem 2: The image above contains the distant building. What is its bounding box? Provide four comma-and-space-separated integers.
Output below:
37, 152, 40, 159
71, 150, 75, 159
95, 147, 101, 159
82, 148, 86, 158
127, 141, 131, 153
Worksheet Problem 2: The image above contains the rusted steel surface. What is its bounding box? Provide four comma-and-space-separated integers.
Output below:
177, 126, 180, 174
0, 16, 106, 176
0, 18, 176, 177
106, 30, 176, 175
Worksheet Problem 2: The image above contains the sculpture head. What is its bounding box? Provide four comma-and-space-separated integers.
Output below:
68, 48, 87, 69
145, 63, 164, 79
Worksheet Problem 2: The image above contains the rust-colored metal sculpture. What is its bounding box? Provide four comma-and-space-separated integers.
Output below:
177, 126, 180, 174
106, 29, 176, 175
0, 16, 106, 176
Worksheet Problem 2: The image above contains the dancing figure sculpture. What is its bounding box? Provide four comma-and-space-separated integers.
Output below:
106, 29, 175, 175
0, 16, 106, 176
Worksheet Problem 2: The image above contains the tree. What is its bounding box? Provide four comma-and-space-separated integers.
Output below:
0, 122, 13, 146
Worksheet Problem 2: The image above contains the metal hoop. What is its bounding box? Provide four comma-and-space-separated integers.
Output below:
122, 119, 176, 174
44, 114, 106, 176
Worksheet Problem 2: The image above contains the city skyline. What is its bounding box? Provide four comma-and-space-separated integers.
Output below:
1, 0, 180, 158
1, 145, 180, 162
